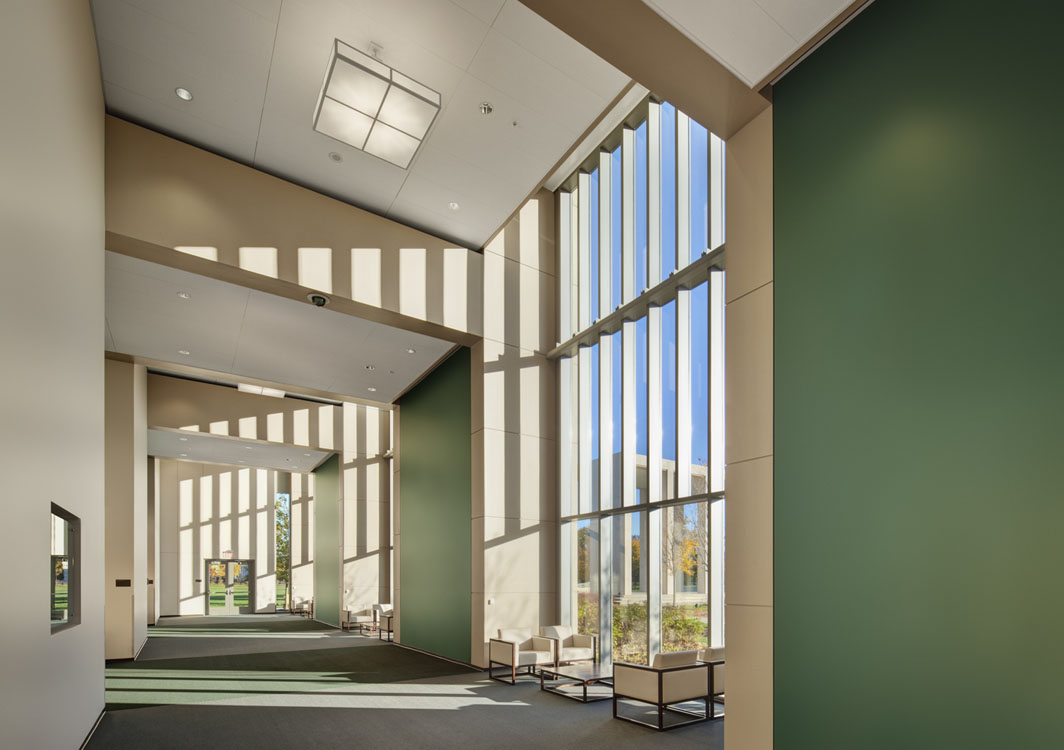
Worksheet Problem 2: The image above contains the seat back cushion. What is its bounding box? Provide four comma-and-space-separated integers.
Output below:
498, 627, 532, 644
541, 625, 572, 642
652, 650, 698, 669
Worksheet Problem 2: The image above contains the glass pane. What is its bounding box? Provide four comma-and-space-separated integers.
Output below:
662, 503, 709, 652
51, 513, 72, 624
662, 299, 677, 500
661, 102, 677, 282
635, 316, 647, 504
611, 331, 623, 508
276, 493, 291, 611
635, 121, 647, 294
590, 343, 600, 511
690, 121, 709, 260
612, 511, 648, 664
576, 519, 600, 641
611, 146, 622, 310
691, 281, 709, 494
208, 561, 227, 613
230, 561, 250, 610
590, 169, 599, 320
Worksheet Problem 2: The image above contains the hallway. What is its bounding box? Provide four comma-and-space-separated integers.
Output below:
88, 616, 723, 749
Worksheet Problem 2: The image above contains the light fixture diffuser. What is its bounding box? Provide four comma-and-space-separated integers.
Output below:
314, 40, 440, 169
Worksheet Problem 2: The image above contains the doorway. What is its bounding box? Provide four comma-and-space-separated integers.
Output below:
205, 559, 255, 615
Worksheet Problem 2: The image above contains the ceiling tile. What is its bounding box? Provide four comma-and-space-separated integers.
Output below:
448, 0, 506, 25
641, 0, 797, 87
491, 1, 628, 98
365, 0, 492, 70
92, 0, 275, 134
467, 30, 607, 138
753, 0, 855, 46
103, 82, 258, 163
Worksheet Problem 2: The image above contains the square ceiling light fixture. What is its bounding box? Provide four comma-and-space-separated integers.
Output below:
314, 40, 441, 170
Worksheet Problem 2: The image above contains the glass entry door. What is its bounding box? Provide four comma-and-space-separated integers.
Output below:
206, 560, 254, 615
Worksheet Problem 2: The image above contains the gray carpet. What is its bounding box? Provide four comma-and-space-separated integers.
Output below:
88, 615, 724, 749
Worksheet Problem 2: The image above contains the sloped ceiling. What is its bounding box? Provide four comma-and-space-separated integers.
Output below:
90, 0, 630, 249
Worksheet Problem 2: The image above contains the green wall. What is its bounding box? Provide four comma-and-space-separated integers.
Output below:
774, 1, 1064, 747
313, 454, 340, 628
398, 349, 471, 663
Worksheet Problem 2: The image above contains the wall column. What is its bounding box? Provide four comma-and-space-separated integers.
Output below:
724, 107, 774, 749
104, 359, 148, 659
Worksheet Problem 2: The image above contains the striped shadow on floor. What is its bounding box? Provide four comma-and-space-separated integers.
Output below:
88, 615, 722, 750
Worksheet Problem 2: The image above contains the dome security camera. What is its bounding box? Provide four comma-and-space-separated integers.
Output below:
307, 293, 330, 308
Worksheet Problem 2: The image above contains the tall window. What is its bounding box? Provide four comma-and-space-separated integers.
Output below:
558, 99, 725, 666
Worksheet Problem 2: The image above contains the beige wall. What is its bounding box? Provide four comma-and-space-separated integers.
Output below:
106, 117, 484, 340
156, 459, 279, 615
104, 360, 148, 659
149, 375, 391, 619
470, 189, 559, 666
724, 106, 774, 750
0, 2, 106, 746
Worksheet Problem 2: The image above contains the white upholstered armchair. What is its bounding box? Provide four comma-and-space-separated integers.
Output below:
342, 605, 374, 633
613, 650, 714, 730
540, 625, 596, 667
488, 628, 556, 684
373, 604, 394, 641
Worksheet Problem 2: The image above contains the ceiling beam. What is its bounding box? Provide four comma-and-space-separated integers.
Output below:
517, 0, 770, 140
106, 231, 480, 349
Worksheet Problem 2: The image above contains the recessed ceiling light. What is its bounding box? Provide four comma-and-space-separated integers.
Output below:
178, 437, 188, 442
406, 348, 416, 354
367, 387, 377, 392
179, 453, 188, 457
365, 364, 375, 370
175, 87, 193, 102
479, 101, 493, 115
304, 453, 312, 457
448, 201, 460, 211
328, 151, 343, 163
177, 291, 191, 299
245, 446, 254, 450
178, 349, 190, 356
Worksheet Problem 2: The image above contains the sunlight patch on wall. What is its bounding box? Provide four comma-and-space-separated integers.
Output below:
399, 247, 427, 319
352, 248, 382, 307
298, 247, 333, 293
175, 246, 219, 261
239, 246, 279, 278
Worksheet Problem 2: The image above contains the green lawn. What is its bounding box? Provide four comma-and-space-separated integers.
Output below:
52, 583, 69, 617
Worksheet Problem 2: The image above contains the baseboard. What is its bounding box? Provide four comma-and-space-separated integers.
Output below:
389, 640, 480, 672
78, 708, 105, 750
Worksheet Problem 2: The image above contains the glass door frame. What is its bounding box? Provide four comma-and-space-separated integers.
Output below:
204, 559, 256, 615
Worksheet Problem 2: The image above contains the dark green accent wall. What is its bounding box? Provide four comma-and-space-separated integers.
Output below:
313, 454, 340, 628
398, 349, 471, 663
774, 2, 1064, 747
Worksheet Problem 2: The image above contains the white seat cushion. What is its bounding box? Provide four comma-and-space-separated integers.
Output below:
560, 647, 594, 662
517, 650, 552, 666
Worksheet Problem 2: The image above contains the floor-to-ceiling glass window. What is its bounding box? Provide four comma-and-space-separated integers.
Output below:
556, 97, 726, 668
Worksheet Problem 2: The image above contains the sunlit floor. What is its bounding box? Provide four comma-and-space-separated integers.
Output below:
88, 615, 723, 749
